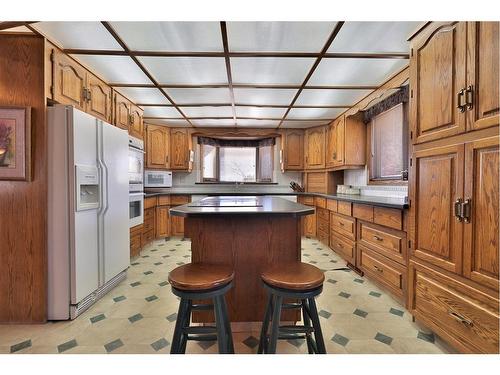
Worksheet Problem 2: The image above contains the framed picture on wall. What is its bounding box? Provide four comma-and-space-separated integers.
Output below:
0, 106, 32, 181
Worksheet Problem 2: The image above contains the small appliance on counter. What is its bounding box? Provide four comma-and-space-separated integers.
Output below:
337, 184, 361, 195
289, 181, 305, 192
145, 170, 173, 188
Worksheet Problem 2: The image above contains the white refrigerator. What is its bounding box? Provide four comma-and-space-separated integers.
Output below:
47, 105, 130, 320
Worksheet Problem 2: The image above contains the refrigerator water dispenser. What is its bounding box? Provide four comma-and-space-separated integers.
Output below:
75, 165, 100, 211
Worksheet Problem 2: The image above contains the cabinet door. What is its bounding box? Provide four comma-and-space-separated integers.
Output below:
171, 215, 185, 237
411, 144, 464, 274
333, 116, 345, 167
85, 73, 112, 122
170, 128, 190, 170
325, 121, 337, 168
304, 210, 316, 237
466, 22, 500, 132
283, 130, 304, 170
53, 51, 86, 110
129, 105, 144, 139
463, 136, 499, 290
305, 127, 325, 169
155, 206, 170, 238
146, 125, 170, 169
114, 92, 130, 131
410, 22, 467, 144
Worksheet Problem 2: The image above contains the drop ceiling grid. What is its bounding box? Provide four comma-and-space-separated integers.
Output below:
30, 21, 413, 128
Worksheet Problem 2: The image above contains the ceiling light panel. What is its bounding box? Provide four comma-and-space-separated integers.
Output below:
191, 119, 235, 127
114, 87, 170, 105
233, 88, 297, 106
138, 57, 228, 85
236, 119, 280, 127
181, 106, 234, 118
328, 22, 421, 53
143, 106, 183, 118
296, 89, 372, 106
287, 107, 344, 119
235, 106, 287, 118
166, 88, 231, 104
109, 22, 223, 51
227, 22, 337, 52
281, 120, 332, 129
231, 57, 315, 85
70, 55, 152, 84
34, 22, 123, 50
308, 58, 408, 86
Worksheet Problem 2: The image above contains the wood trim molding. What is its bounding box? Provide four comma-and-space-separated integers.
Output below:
220, 22, 237, 126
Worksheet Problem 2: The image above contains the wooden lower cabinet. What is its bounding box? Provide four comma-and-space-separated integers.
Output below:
316, 207, 329, 245
330, 233, 355, 265
171, 215, 185, 237
156, 205, 170, 238
130, 224, 143, 258
142, 207, 155, 247
357, 220, 407, 266
408, 261, 499, 353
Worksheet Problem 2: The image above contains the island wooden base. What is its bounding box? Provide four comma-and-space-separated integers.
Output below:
185, 215, 301, 323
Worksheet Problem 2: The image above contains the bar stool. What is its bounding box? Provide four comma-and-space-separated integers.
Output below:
168, 263, 234, 354
258, 263, 326, 354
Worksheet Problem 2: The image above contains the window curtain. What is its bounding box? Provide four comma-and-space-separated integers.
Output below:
362, 85, 409, 124
197, 136, 275, 148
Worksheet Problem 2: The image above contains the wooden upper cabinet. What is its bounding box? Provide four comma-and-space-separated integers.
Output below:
53, 50, 86, 111
85, 73, 112, 123
411, 144, 464, 274
327, 114, 366, 168
129, 105, 144, 139
170, 128, 192, 171
466, 22, 500, 132
281, 130, 304, 170
305, 126, 325, 169
410, 22, 467, 144
113, 92, 131, 131
146, 124, 170, 169
325, 120, 337, 168
463, 136, 499, 291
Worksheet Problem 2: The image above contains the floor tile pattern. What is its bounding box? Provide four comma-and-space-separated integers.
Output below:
0, 237, 447, 354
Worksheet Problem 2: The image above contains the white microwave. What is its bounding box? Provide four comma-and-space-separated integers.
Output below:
144, 170, 172, 188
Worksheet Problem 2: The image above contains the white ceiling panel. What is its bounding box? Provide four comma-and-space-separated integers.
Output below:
236, 119, 280, 128
114, 87, 169, 105
110, 22, 223, 52
287, 107, 344, 119
281, 120, 332, 129
181, 106, 234, 117
191, 119, 235, 127
70, 55, 152, 84
309, 58, 408, 86
34, 22, 123, 50
329, 22, 420, 53
235, 106, 287, 118
144, 119, 191, 127
166, 88, 231, 104
138, 57, 228, 85
143, 106, 183, 118
296, 89, 372, 106
227, 22, 337, 52
233, 88, 296, 105
231, 57, 314, 85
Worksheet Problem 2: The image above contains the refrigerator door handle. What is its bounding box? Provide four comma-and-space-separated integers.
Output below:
96, 120, 108, 287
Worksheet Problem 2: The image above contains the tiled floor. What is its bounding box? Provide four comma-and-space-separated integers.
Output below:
0, 237, 447, 354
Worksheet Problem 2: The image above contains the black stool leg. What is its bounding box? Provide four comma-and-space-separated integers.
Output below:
267, 295, 283, 354
179, 300, 192, 354
308, 297, 326, 354
258, 293, 273, 354
214, 295, 229, 354
170, 298, 190, 354
219, 295, 234, 354
301, 299, 314, 354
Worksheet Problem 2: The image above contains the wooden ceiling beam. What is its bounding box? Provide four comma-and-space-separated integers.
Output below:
110, 83, 378, 90
138, 103, 351, 108
219, 22, 237, 126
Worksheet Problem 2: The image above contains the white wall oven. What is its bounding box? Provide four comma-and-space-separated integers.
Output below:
129, 192, 144, 228
128, 136, 144, 193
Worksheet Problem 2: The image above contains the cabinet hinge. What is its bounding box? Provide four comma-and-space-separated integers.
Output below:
410, 89, 413, 99
410, 131, 413, 140
409, 158, 412, 167
408, 240, 412, 249
410, 48, 413, 57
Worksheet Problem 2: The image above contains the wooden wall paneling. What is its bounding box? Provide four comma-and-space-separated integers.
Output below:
0, 34, 47, 323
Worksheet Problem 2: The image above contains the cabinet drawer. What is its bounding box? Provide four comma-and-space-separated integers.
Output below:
353, 203, 373, 222
144, 197, 157, 209
409, 262, 499, 353
317, 218, 329, 233
358, 244, 405, 299
373, 207, 403, 230
315, 197, 326, 208
144, 207, 155, 219
142, 228, 155, 245
158, 195, 171, 206
170, 195, 190, 205
130, 233, 141, 252
301, 196, 315, 205
317, 207, 329, 221
337, 201, 352, 216
330, 212, 355, 240
330, 234, 355, 264
327, 199, 337, 212
143, 217, 155, 233
130, 224, 143, 236
357, 221, 406, 265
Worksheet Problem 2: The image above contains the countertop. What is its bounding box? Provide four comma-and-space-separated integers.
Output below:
144, 188, 408, 209
169, 196, 315, 218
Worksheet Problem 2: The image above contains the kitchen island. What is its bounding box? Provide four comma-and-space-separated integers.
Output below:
170, 196, 314, 323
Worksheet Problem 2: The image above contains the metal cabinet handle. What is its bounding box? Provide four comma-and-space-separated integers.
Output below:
462, 198, 471, 223
87, 89, 92, 102
337, 242, 343, 248
373, 265, 384, 273
373, 235, 383, 241
448, 311, 473, 327
338, 221, 344, 226
454, 198, 463, 222
465, 85, 474, 111
457, 88, 466, 112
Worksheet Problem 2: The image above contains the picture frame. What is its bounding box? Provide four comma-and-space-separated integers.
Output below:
0, 106, 32, 181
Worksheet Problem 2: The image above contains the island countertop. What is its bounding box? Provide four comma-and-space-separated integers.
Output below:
170, 196, 315, 218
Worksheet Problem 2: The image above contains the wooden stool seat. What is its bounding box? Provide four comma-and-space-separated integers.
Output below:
168, 263, 234, 291
261, 262, 325, 291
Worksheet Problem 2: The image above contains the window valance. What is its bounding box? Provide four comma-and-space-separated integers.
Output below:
197, 136, 275, 148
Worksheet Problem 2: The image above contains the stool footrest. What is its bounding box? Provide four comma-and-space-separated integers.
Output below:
183, 326, 217, 335
186, 335, 218, 342
277, 334, 307, 340
282, 303, 302, 309
279, 325, 314, 334
191, 303, 214, 311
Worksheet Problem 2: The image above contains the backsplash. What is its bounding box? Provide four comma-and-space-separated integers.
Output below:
343, 167, 408, 198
